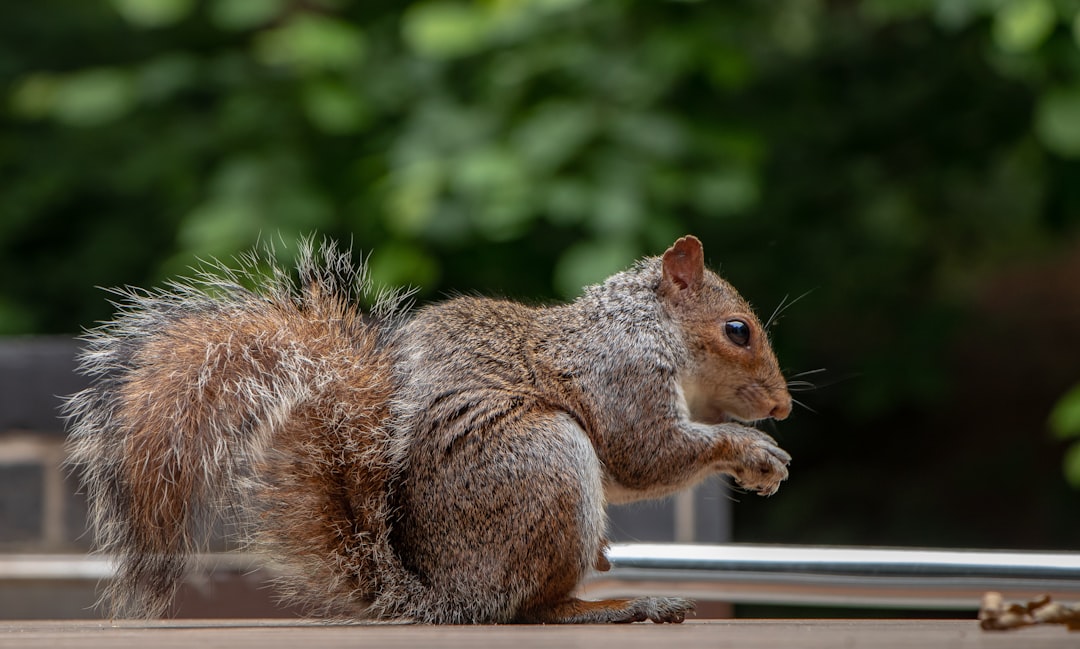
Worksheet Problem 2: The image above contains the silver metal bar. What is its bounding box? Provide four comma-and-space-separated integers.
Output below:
4, 545, 1079, 611
0, 553, 258, 581
583, 543, 1080, 610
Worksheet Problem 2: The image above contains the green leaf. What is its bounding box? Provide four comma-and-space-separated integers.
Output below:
9, 73, 59, 119
512, 101, 596, 171
454, 146, 534, 240
1050, 384, 1080, 439
590, 183, 644, 235
253, 14, 366, 71
385, 160, 445, 235
210, 0, 287, 30
993, 0, 1056, 53
771, 0, 820, 54
302, 81, 367, 134
454, 147, 522, 194
50, 68, 136, 127
1035, 87, 1080, 157
934, 0, 983, 31
111, 0, 194, 28
402, 2, 493, 59
532, 0, 588, 10
1063, 443, 1080, 488
177, 198, 261, 257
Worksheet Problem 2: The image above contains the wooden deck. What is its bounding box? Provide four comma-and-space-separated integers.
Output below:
1, 619, 1076, 649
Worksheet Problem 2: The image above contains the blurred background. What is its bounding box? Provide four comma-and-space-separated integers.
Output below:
0, 0, 1078, 618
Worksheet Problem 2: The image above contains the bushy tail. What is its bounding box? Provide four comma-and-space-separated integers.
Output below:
63, 240, 414, 618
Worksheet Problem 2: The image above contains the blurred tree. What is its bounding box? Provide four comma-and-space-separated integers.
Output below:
1, 0, 1078, 548
1052, 383, 1080, 486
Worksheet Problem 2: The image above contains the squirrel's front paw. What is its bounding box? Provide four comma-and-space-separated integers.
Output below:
721, 429, 791, 496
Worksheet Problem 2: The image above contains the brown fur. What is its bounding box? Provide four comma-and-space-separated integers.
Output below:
64, 236, 791, 623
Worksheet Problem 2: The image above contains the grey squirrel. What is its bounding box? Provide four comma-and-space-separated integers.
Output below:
63, 234, 792, 624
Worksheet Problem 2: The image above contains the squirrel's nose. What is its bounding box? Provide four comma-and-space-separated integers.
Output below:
769, 397, 792, 421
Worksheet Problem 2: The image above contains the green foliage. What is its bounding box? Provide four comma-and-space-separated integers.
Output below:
993, 0, 1056, 53
1036, 86, 1080, 156
1051, 384, 1080, 487
111, 0, 195, 28
1, 0, 1077, 389
1052, 385, 1080, 439
253, 14, 366, 71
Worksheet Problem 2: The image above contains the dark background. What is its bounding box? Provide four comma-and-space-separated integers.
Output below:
1, 0, 1078, 552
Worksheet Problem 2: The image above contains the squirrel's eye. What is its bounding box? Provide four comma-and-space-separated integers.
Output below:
724, 320, 751, 347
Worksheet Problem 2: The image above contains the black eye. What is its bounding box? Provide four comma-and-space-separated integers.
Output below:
725, 320, 750, 347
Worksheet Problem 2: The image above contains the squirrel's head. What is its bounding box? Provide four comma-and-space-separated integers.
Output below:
659, 235, 792, 425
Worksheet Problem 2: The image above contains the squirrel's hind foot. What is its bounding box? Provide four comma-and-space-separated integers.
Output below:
520, 596, 694, 624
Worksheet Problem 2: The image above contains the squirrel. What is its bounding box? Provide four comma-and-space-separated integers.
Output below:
63, 234, 792, 624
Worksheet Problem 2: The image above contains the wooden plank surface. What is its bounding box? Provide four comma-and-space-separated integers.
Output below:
0, 619, 1076, 649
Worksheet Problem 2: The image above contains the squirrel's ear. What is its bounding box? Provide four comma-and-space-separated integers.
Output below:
661, 235, 705, 293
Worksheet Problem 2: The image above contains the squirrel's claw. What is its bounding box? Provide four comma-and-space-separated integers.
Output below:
725, 430, 791, 496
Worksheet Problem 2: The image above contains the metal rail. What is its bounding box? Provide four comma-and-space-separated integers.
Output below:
0, 553, 257, 580
585, 543, 1080, 610
3, 544, 1078, 611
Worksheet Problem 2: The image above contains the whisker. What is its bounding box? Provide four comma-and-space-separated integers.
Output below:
765, 294, 789, 331
788, 367, 827, 379
786, 380, 818, 392
765, 288, 814, 330
791, 397, 817, 414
